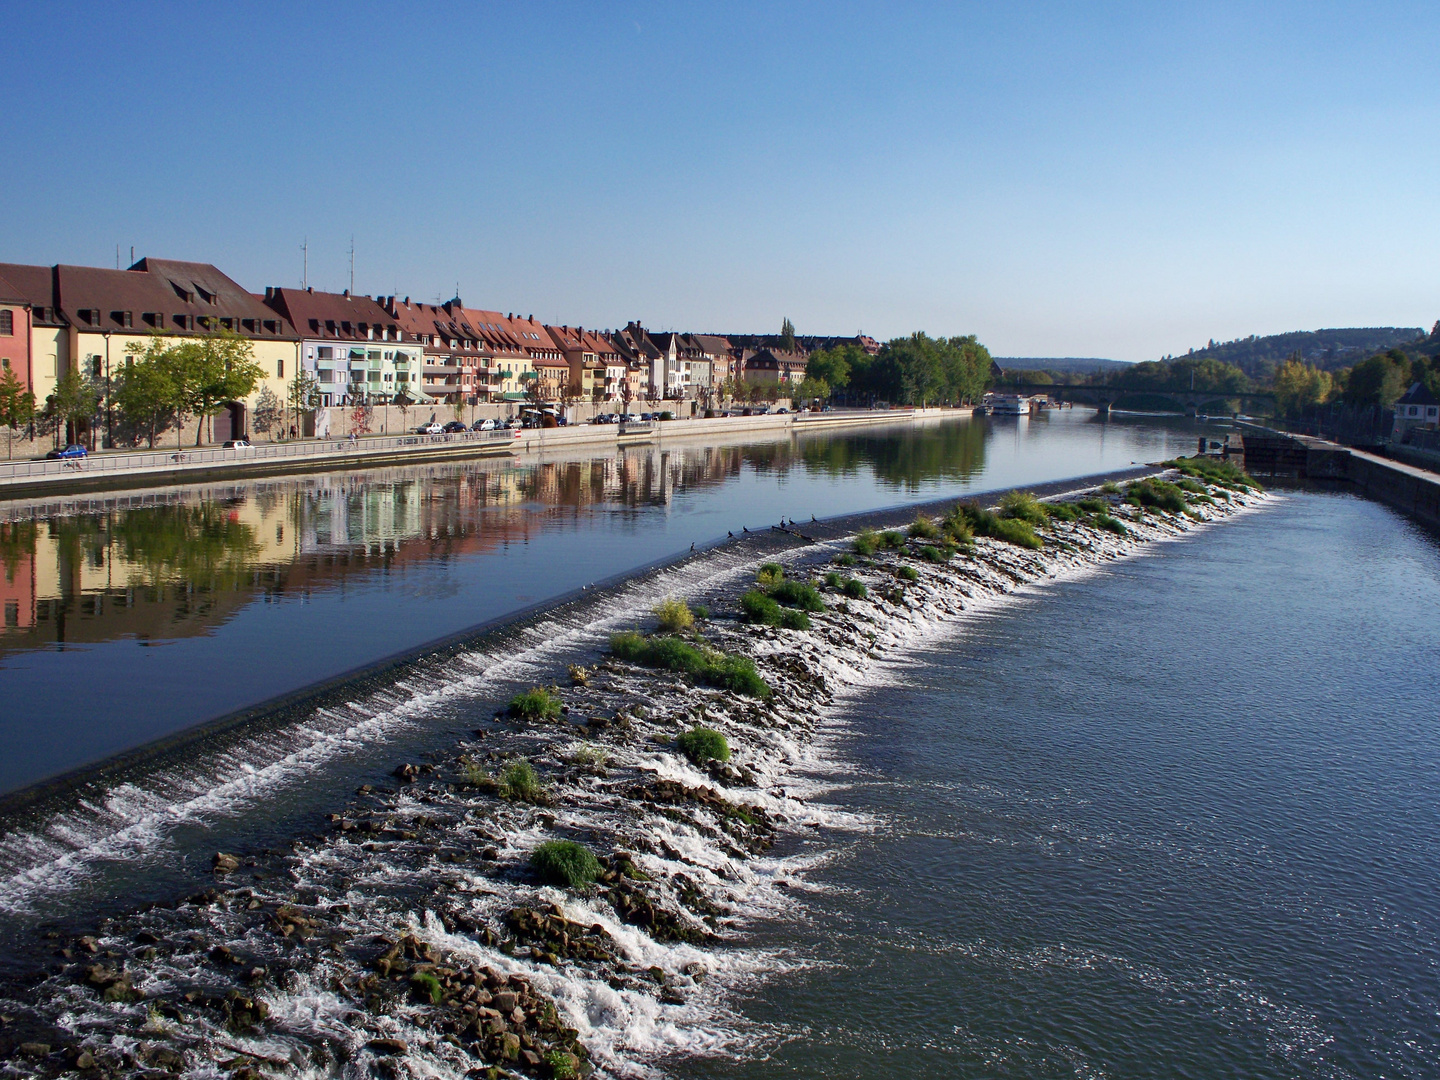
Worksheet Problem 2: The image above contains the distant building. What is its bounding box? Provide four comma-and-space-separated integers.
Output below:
743, 347, 807, 386
441, 307, 537, 403
381, 297, 488, 404
0, 263, 65, 405
0, 271, 32, 393
612, 322, 667, 401
692, 334, 735, 387
264, 287, 417, 410
1393, 382, 1440, 439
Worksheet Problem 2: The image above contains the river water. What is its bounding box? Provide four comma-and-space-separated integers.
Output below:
0, 410, 1207, 795
3, 413, 1437, 1079
675, 489, 1440, 1079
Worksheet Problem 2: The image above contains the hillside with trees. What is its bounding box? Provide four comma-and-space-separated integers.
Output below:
1164, 327, 1423, 380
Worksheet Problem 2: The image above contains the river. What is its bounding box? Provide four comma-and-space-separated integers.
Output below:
0, 410, 1207, 795
673, 487, 1440, 1079
3, 412, 1436, 1079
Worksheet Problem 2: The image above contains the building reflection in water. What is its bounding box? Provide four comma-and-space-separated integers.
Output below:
0, 423, 986, 656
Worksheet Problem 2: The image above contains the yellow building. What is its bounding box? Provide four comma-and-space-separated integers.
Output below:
0, 258, 300, 442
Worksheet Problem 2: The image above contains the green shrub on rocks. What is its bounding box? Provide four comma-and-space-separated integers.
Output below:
653, 597, 695, 633
741, 590, 811, 630
1163, 455, 1259, 490
917, 543, 957, 563
1095, 514, 1129, 536
881, 530, 906, 549
756, 562, 785, 587
824, 571, 843, 588
530, 840, 600, 890
410, 971, 443, 1004
509, 687, 562, 721
1045, 501, 1083, 522
498, 760, 545, 802
1126, 479, 1189, 514
908, 515, 941, 540
853, 528, 881, 556
1074, 496, 1109, 514
1000, 490, 1049, 526
770, 579, 825, 612
833, 553, 857, 568
677, 727, 731, 765
1100, 481, 1121, 494
841, 578, 868, 600
951, 502, 1042, 549
608, 631, 772, 697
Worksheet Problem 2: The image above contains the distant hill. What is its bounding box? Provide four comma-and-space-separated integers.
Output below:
995, 357, 1132, 375
1170, 328, 1425, 380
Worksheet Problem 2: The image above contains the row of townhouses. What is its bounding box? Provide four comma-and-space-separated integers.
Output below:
0, 255, 880, 437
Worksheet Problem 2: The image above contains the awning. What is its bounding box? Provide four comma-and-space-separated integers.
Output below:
500, 392, 529, 402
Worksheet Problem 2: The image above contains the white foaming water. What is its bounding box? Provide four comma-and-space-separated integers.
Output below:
0, 481, 1273, 1079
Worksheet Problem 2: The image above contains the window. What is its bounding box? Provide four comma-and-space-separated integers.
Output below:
92, 356, 102, 378
119, 310, 133, 328
277, 358, 284, 378
0, 310, 11, 335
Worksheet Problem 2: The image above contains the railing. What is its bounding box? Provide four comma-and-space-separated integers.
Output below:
617, 421, 657, 437
0, 428, 518, 485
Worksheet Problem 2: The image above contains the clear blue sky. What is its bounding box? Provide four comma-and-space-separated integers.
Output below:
3, 1, 1436, 361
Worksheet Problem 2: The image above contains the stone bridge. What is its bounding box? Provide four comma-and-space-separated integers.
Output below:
1006, 383, 1275, 416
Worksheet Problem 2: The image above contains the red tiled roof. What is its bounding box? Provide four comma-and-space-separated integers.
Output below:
264, 287, 391, 341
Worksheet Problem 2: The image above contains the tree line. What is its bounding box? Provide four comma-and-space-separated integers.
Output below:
804, 333, 994, 406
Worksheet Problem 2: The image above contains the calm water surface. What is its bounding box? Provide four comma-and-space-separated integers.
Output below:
678, 490, 1440, 1079
0, 412, 1211, 793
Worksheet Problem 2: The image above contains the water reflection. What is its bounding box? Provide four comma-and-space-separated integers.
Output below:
0, 428, 988, 656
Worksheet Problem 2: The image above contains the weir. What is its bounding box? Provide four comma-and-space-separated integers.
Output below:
1239, 426, 1440, 529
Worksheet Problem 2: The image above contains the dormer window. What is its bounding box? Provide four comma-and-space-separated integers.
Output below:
113, 310, 133, 328
325, 320, 336, 335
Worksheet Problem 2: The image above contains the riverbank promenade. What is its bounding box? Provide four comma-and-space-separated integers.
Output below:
0, 407, 971, 498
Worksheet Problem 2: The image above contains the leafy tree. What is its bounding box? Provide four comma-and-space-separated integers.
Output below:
113, 354, 177, 448
806, 344, 859, 391
252, 385, 282, 440
44, 368, 103, 447
179, 333, 265, 445
792, 376, 829, 407
1272, 355, 1334, 416
287, 371, 321, 438
1342, 349, 1410, 408
393, 387, 414, 430
0, 368, 36, 460
779, 317, 796, 353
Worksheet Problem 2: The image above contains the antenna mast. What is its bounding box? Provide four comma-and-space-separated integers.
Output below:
301, 238, 308, 288
350, 236, 355, 294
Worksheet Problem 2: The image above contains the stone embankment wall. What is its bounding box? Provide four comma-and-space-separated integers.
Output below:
1241, 428, 1440, 529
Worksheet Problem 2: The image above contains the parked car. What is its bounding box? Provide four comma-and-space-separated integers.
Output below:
46, 444, 88, 460
472, 418, 497, 431
441, 420, 468, 433
775, 407, 789, 414
416, 422, 444, 435
222, 438, 252, 449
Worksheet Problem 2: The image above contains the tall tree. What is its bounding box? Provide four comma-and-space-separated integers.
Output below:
113, 355, 177, 448
251, 385, 282, 441
44, 369, 102, 447
0, 368, 36, 460
287, 371, 321, 438
779, 318, 796, 353
177, 332, 266, 445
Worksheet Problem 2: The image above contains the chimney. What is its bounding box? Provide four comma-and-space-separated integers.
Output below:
264, 286, 274, 301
